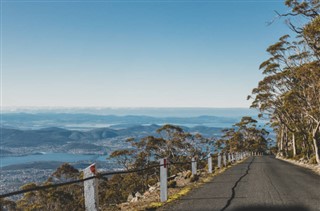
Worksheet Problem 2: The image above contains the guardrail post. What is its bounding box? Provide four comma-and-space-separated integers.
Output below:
228, 153, 231, 163
84, 163, 99, 211
223, 153, 227, 167
218, 153, 221, 168
160, 158, 168, 202
208, 154, 212, 173
192, 157, 197, 175
232, 153, 235, 162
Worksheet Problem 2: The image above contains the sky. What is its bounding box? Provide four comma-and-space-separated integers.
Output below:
1, 0, 294, 108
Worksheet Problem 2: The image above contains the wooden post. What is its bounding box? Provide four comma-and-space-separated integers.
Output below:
160, 158, 168, 202
192, 157, 197, 175
208, 154, 212, 173
84, 163, 99, 211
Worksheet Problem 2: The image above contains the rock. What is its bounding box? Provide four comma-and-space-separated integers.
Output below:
130, 197, 139, 203
127, 193, 134, 202
149, 185, 157, 192
184, 170, 192, 179
143, 191, 151, 197
135, 192, 142, 198
168, 174, 177, 181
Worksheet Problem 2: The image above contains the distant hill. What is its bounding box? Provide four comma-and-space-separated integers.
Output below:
1, 113, 238, 130
1, 127, 117, 147
2, 161, 64, 170
2, 107, 258, 117
1, 124, 223, 147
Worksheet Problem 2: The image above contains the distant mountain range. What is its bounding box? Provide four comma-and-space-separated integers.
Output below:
1, 124, 223, 148
1, 113, 240, 130
2, 107, 258, 117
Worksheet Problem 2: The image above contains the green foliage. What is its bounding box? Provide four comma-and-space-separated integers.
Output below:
12, 164, 85, 211
249, 0, 320, 164
104, 124, 213, 204
0, 198, 18, 211
218, 117, 269, 154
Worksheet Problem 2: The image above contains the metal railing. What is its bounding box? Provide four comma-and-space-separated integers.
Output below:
0, 151, 251, 210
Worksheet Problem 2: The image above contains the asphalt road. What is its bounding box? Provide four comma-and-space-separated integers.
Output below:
159, 156, 320, 211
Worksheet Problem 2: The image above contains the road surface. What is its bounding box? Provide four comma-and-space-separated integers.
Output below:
159, 156, 320, 211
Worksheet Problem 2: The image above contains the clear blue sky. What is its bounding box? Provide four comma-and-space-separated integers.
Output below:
1, 0, 293, 108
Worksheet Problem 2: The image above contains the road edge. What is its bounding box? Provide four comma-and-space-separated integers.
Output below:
276, 156, 320, 175
152, 157, 250, 211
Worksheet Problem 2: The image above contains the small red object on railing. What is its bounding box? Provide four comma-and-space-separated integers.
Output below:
90, 164, 96, 174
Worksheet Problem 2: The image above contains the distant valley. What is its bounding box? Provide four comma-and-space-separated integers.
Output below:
1, 124, 223, 156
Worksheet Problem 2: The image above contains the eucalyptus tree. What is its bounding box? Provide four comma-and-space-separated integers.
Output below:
249, 0, 320, 163
219, 117, 269, 154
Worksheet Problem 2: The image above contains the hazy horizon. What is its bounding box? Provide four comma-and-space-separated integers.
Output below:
1, 107, 258, 118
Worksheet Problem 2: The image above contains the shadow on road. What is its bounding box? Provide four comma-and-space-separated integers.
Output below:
230, 205, 310, 211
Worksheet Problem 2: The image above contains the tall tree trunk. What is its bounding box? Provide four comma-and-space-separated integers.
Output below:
279, 125, 284, 156
292, 133, 296, 157
284, 127, 289, 157
302, 133, 310, 159
312, 122, 320, 164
